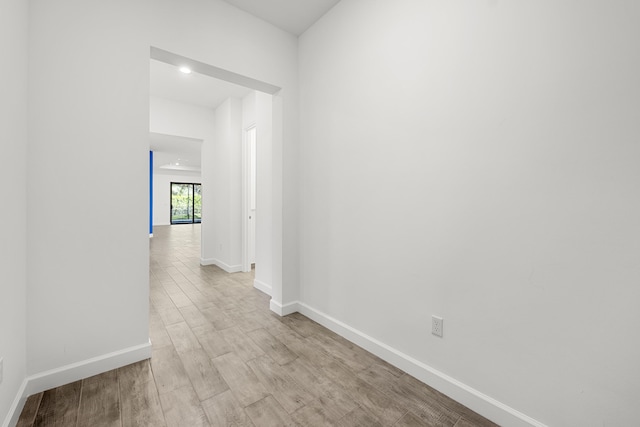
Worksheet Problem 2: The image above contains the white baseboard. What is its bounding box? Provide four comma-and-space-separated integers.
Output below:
3, 340, 151, 427
253, 279, 272, 296
200, 258, 242, 273
26, 340, 152, 396
269, 299, 299, 316
3, 378, 28, 427
296, 302, 547, 427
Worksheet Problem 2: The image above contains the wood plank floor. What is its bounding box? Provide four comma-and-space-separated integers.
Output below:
17, 224, 499, 427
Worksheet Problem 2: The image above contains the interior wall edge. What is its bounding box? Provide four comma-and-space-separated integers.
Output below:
253, 279, 272, 296
269, 299, 299, 317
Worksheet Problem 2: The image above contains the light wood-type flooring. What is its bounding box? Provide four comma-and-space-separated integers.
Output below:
17, 224, 499, 427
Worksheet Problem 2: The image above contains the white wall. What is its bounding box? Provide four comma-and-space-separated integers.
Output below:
299, 1, 640, 426
26, 0, 298, 399
242, 91, 256, 127
206, 98, 243, 271
28, 0, 152, 378
242, 91, 276, 295
153, 172, 202, 226
0, 0, 28, 424
150, 96, 214, 139
255, 93, 275, 295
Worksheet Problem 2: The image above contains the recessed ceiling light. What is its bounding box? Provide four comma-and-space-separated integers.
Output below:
179, 66, 192, 74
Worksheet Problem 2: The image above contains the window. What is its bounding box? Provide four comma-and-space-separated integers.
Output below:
170, 182, 202, 224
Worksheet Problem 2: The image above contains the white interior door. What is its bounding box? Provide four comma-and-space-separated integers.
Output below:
248, 127, 257, 266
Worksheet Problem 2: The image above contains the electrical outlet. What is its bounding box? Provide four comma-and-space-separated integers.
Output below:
432, 316, 443, 337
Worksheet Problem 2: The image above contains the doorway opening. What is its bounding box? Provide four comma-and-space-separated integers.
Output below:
150, 46, 285, 312
170, 182, 202, 224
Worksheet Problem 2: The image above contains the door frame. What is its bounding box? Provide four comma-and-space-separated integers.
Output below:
241, 124, 256, 272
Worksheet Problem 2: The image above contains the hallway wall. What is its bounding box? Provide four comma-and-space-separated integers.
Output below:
254, 92, 276, 295
209, 97, 243, 271
0, 0, 28, 423
25, 0, 298, 398
298, 1, 640, 426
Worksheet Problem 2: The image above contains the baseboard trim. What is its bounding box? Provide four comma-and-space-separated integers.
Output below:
200, 258, 242, 273
3, 340, 151, 427
253, 279, 272, 296
2, 378, 28, 427
269, 299, 299, 316
25, 340, 152, 397
296, 302, 547, 427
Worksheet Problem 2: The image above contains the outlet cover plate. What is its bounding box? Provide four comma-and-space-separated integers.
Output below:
432, 316, 443, 337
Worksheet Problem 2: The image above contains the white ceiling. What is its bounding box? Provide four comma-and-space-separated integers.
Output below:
219, 0, 341, 36
150, 59, 252, 110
